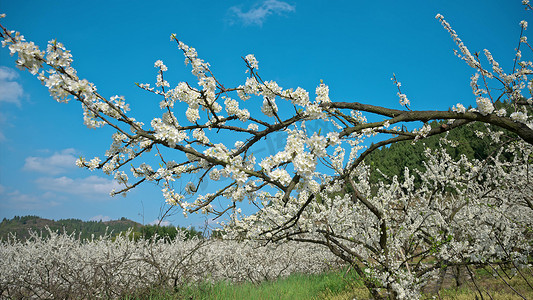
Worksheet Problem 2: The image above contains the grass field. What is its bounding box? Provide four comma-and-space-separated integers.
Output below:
124, 268, 370, 300
123, 266, 533, 299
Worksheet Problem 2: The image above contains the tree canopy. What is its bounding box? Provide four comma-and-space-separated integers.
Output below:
1, 4, 532, 298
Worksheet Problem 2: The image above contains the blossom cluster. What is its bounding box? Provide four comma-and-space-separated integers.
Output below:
436, 14, 533, 126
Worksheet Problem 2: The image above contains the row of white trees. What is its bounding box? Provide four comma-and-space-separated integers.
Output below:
0, 229, 341, 298
1, 2, 533, 298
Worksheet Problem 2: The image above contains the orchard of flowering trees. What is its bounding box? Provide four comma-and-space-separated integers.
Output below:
1, 1, 533, 299
0, 228, 342, 298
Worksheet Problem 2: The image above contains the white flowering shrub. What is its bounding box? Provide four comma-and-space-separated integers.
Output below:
1, 2, 533, 299
0, 229, 341, 298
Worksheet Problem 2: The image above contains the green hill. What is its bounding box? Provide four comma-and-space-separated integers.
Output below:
0, 215, 142, 241
0, 215, 204, 242
365, 121, 497, 185
364, 101, 521, 186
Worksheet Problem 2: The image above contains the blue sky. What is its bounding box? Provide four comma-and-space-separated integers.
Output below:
0, 0, 528, 228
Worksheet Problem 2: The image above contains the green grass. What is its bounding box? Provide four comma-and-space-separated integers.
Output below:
123, 268, 370, 300
124, 266, 533, 300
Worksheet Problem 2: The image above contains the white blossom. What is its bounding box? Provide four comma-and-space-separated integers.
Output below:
452, 103, 466, 113
476, 97, 494, 115
245, 54, 259, 70
510, 111, 528, 123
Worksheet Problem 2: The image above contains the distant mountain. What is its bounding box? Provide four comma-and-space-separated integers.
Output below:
0, 215, 142, 242
0, 215, 204, 242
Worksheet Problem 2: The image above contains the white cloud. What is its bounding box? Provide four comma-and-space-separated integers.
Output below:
149, 219, 172, 226
35, 175, 122, 199
0, 66, 18, 81
229, 0, 295, 26
0, 111, 10, 142
90, 215, 111, 222
0, 66, 24, 106
24, 148, 78, 175
3, 190, 60, 210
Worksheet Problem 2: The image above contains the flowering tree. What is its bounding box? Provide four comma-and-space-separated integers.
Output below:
1, 3, 533, 299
